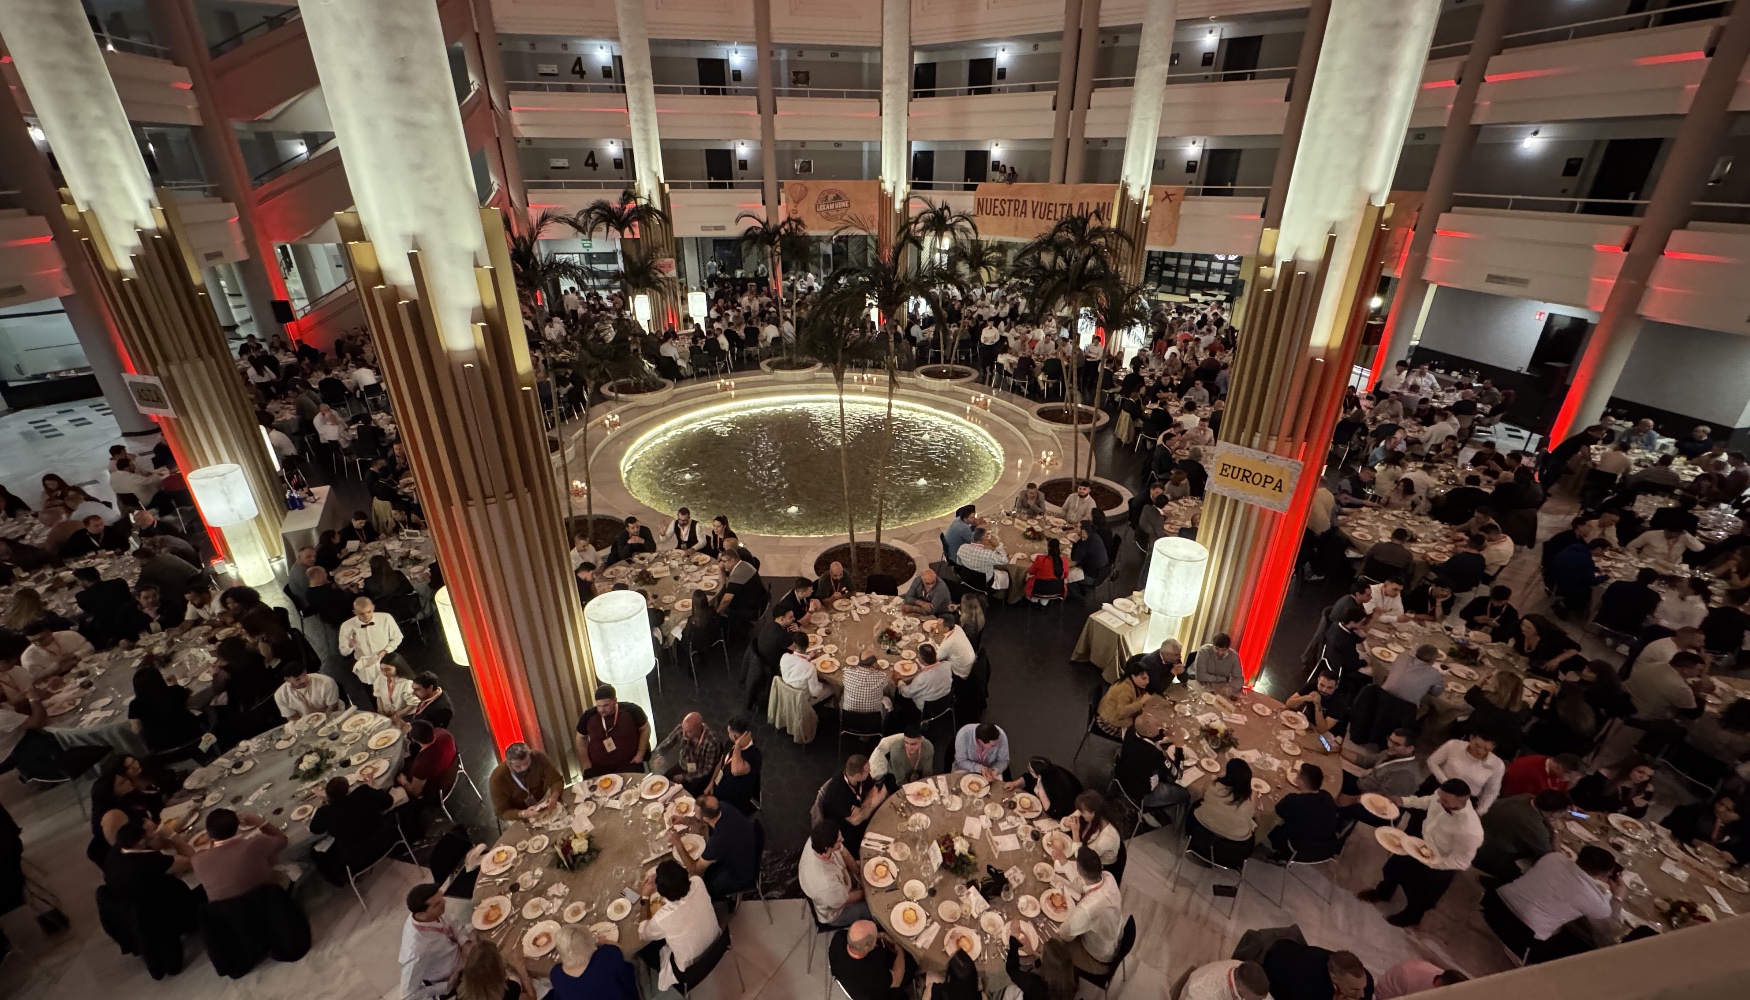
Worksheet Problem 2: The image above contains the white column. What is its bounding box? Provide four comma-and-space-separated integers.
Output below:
879, 0, 910, 212
1273, 0, 1443, 351
614, 0, 665, 202
203, 267, 237, 327
1117, 1, 1178, 200
0, 0, 159, 271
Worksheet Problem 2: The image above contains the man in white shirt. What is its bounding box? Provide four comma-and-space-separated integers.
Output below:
1488, 846, 1623, 961
1363, 580, 1406, 626
1625, 527, 1703, 566
638, 862, 719, 992
1051, 847, 1122, 975
397, 883, 473, 1000
1181, 959, 1273, 1000
339, 596, 404, 665
109, 458, 161, 505
68, 496, 122, 526
1059, 483, 1098, 527
798, 820, 872, 927
1404, 364, 1440, 398
266, 427, 299, 463
20, 626, 94, 682
274, 662, 342, 719
896, 645, 953, 712
1425, 734, 1505, 813
1636, 626, 1706, 673
1422, 412, 1459, 451
779, 633, 832, 704
954, 529, 1012, 591
1358, 779, 1482, 927
1479, 524, 1515, 575
351, 366, 380, 388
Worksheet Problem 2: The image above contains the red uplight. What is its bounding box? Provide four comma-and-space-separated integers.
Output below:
1484, 69, 1561, 83
1593, 243, 1625, 253
1421, 79, 1458, 90
4, 235, 53, 246
1633, 51, 1706, 66
1433, 229, 1477, 238
1663, 250, 1734, 263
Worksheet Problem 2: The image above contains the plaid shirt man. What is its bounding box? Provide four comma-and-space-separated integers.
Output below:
653, 722, 725, 784
840, 657, 889, 714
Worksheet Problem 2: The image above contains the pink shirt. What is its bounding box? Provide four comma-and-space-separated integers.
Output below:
1375, 959, 1445, 999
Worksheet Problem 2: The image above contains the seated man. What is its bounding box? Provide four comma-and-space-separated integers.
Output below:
1191, 633, 1243, 697
574, 683, 651, 777
779, 631, 835, 709
819, 755, 888, 857
952, 722, 1011, 778
669, 794, 758, 899
1475, 790, 1570, 884
71, 568, 146, 648
1284, 669, 1352, 737
1042, 847, 1122, 990
309, 775, 398, 885
1115, 722, 1191, 823
1483, 846, 1623, 964
813, 560, 852, 601
715, 548, 766, 624
868, 727, 935, 788
397, 721, 458, 804
1459, 585, 1521, 643
799, 820, 872, 927
399, 883, 473, 1000
273, 661, 343, 720
772, 578, 819, 624
652, 711, 727, 795
1336, 728, 1423, 826
829, 919, 917, 1000
488, 741, 562, 823
636, 862, 720, 991
1262, 941, 1373, 1000
189, 808, 289, 903
900, 568, 952, 618
1267, 763, 1341, 862
954, 528, 1012, 591
604, 516, 656, 566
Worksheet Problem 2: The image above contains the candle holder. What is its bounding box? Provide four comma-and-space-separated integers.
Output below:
716, 379, 737, 393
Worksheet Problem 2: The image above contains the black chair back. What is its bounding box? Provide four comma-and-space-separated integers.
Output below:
1077, 915, 1137, 989
671, 926, 733, 994
866, 573, 899, 596
199, 883, 311, 979
1107, 839, 1128, 884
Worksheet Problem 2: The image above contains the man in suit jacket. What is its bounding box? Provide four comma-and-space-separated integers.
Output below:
605, 516, 656, 566
71, 568, 147, 647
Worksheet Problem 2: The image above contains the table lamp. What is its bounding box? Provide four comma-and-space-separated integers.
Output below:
185, 463, 272, 586
584, 590, 657, 727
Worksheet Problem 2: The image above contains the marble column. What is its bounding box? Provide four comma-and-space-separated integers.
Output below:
460, 0, 529, 223
1110, 0, 1178, 283
203, 266, 237, 327
878, 0, 911, 247
1061, 0, 1101, 186
0, 0, 284, 565
1550, 4, 1750, 442
288, 241, 326, 303
145, 0, 289, 343
1369, 0, 1508, 380
0, 73, 158, 440
1231, 0, 1330, 331
1047, 0, 1083, 184
754, 0, 781, 223
301, 0, 594, 770
1182, 0, 1443, 676
613, 0, 681, 327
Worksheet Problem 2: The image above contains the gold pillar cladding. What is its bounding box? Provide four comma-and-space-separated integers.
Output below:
336, 207, 593, 771
643, 184, 684, 330
1182, 204, 1390, 657
64, 195, 284, 557
1110, 186, 1149, 286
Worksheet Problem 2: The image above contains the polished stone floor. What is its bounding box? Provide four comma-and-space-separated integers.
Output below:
0, 388, 1697, 999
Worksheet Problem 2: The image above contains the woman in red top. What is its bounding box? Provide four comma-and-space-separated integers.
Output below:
1024, 538, 1069, 603
1499, 752, 1583, 800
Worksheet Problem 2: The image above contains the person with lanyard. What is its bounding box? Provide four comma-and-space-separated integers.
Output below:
651, 711, 727, 796
488, 742, 563, 823
573, 684, 650, 777
399, 882, 475, 1000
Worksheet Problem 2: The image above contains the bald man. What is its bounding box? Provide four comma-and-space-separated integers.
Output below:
653, 711, 727, 795
829, 919, 917, 1000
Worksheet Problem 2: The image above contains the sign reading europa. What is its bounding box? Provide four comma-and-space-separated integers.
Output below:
1206, 442, 1303, 514
972, 183, 1184, 245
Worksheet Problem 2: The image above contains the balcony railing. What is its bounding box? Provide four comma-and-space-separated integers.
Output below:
1093, 65, 1297, 89
97, 35, 171, 59
526, 178, 764, 190
1448, 191, 1750, 225
209, 6, 300, 57
912, 81, 1057, 98
1428, 0, 1733, 58
774, 86, 881, 99
249, 135, 337, 186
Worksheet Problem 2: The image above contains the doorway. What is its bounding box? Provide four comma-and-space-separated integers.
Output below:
968, 57, 995, 94
913, 62, 937, 98
1202, 148, 1241, 194
964, 150, 991, 187
912, 150, 935, 191
1219, 36, 1262, 81
704, 148, 733, 189
698, 58, 729, 95
1584, 138, 1662, 215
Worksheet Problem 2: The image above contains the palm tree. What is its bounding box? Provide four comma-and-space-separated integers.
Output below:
796, 298, 889, 584
1088, 277, 1151, 418
568, 316, 657, 524
816, 222, 952, 553
735, 212, 812, 357
609, 253, 678, 309
505, 209, 592, 325
1006, 215, 1134, 488
954, 238, 1009, 288
568, 189, 675, 328
909, 199, 977, 266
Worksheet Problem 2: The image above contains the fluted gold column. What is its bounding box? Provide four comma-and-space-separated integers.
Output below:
337, 209, 594, 768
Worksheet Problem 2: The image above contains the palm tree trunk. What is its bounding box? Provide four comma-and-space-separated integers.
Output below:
872, 319, 899, 554
1068, 340, 1082, 488
836, 375, 859, 584
580, 382, 595, 525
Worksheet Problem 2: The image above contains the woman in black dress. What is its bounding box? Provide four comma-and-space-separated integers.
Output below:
363, 554, 416, 604
1570, 754, 1656, 818
699, 516, 738, 559
88, 755, 175, 865
126, 664, 206, 754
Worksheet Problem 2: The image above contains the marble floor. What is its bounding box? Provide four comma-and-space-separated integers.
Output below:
0, 399, 134, 510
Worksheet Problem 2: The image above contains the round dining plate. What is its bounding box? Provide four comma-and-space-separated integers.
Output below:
890, 901, 927, 936
959, 773, 991, 797
605, 897, 634, 921
563, 900, 589, 923
290, 803, 315, 822
1607, 813, 1649, 838
472, 895, 512, 930
1199, 757, 1220, 773
1360, 794, 1399, 820
903, 879, 928, 901
815, 657, 840, 674
590, 921, 620, 943
640, 775, 671, 799
1250, 778, 1271, 795
591, 774, 624, 797
1251, 702, 1273, 717
343, 713, 379, 733
1039, 887, 1071, 922
1375, 827, 1410, 855
527, 834, 550, 854
903, 782, 937, 807
522, 897, 551, 920
1017, 895, 1040, 918
864, 856, 898, 888
368, 729, 401, 750
481, 844, 518, 876
521, 920, 560, 958
937, 900, 961, 923
943, 926, 982, 960
1011, 792, 1042, 819
1278, 740, 1302, 756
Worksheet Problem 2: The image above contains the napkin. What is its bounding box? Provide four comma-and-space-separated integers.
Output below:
1234, 749, 1262, 764
1033, 817, 1060, 833
1221, 713, 1249, 727
1564, 821, 1597, 843
1177, 769, 1203, 788
1099, 604, 1139, 627
993, 834, 1022, 853
962, 817, 984, 838
965, 892, 989, 917
1005, 865, 1026, 886
915, 922, 940, 950
1659, 859, 1691, 883
928, 841, 944, 871
1705, 886, 1735, 915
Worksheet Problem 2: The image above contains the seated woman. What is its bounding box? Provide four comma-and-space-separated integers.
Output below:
699, 516, 738, 560
88, 755, 175, 866
362, 554, 416, 605
308, 776, 400, 885
211, 636, 282, 747
1022, 538, 1070, 605
314, 529, 346, 572
126, 664, 206, 755
1014, 756, 1083, 822
1456, 671, 1531, 759
102, 818, 203, 946
1188, 759, 1257, 868
1569, 755, 1655, 818
678, 588, 722, 653
1661, 792, 1748, 864
1060, 790, 1122, 867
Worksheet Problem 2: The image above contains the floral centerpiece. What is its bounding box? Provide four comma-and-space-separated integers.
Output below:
938, 833, 977, 879
632, 567, 658, 587
553, 832, 601, 872
291, 745, 336, 781
1022, 526, 1044, 542
1445, 643, 1481, 667
1199, 722, 1238, 754
1657, 898, 1711, 928
878, 627, 903, 653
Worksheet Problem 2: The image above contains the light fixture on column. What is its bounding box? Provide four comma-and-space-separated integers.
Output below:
259, 425, 281, 473
1522, 128, 1541, 150
632, 293, 652, 330
1143, 536, 1209, 649
687, 290, 708, 321
584, 590, 657, 726
27, 124, 46, 143
434, 586, 469, 666
187, 463, 273, 586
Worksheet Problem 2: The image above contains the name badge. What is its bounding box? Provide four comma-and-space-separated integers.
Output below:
603, 737, 617, 754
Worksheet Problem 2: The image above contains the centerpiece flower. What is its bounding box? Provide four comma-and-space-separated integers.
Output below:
291, 745, 335, 781
554, 833, 601, 871
938, 833, 977, 879
878, 627, 903, 652
1021, 526, 1044, 542
1199, 721, 1238, 754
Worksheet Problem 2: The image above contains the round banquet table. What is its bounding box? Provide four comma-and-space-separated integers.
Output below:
799, 594, 947, 693
1132, 684, 1346, 814
164, 707, 405, 858
862, 772, 1064, 983
468, 772, 700, 963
